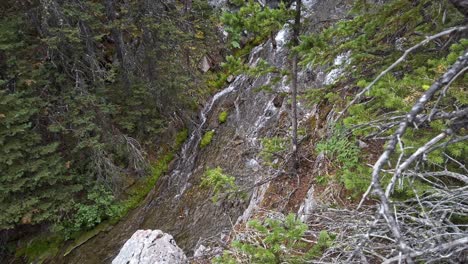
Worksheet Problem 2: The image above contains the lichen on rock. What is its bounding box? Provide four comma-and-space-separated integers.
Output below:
112, 230, 187, 264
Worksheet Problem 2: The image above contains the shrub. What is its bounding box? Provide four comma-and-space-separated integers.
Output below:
305, 230, 335, 259
315, 127, 360, 169
214, 214, 333, 263
200, 130, 215, 148
315, 126, 370, 195
221, 1, 291, 49
260, 136, 288, 168
66, 186, 121, 234
200, 167, 238, 202
174, 128, 189, 149
218, 111, 228, 124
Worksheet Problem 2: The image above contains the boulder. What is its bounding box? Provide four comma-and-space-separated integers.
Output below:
112, 230, 187, 264
198, 55, 212, 73
297, 185, 316, 222
193, 244, 223, 259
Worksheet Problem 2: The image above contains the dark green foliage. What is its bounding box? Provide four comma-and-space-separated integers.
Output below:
218, 111, 229, 124
315, 126, 370, 195
304, 230, 335, 259
344, 39, 468, 134
221, 1, 292, 48
299, 0, 463, 70
300, 0, 465, 115
299, 0, 465, 121
201, 167, 239, 202
0, 0, 221, 248
222, 55, 284, 78
200, 130, 215, 148
300, 0, 466, 199
112, 84, 165, 144
14, 127, 186, 262
0, 90, 79, 229
260, 137, 288, 168
219, 1, 290, 87
215, 214, 332, 263
64, 186, 121, 234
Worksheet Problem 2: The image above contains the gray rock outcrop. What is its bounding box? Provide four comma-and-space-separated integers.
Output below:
112, 230, 187, 264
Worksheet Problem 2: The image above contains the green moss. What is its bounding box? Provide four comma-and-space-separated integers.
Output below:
200, 130, 215, 148
35, 128, 188, 260
218, 111, 228, 124
63, 222, 111, 257
116, 151, 174, 218
15, 235, 62, 263
116, 127, 188, 217
174, 128, 189, 149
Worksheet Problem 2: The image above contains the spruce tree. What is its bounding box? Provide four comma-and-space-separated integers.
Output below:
0, 90, 78, 229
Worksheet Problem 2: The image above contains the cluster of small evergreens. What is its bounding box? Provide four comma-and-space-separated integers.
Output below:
1, 0, 221, 259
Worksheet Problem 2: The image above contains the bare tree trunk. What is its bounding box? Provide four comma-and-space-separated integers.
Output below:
184, 0, 192, 13
270, 31, 277, 50
105, 0, 131, 94
290, 0, 301, 171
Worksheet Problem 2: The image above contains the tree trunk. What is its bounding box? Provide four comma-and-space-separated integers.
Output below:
184, 0, 192, 13
291, 0, 301, 171
270, 31, 277, 50
105, 0, 131, 93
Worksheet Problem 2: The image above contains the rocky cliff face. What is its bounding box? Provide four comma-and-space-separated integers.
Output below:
55, 1, 352, 263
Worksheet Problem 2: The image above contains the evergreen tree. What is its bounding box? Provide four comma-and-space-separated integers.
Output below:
290, 0, 301, 170
0, 90, 79, 229
0, 0, 221, 235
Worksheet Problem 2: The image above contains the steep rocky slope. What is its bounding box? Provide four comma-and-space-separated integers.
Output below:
49, 1, 358, 263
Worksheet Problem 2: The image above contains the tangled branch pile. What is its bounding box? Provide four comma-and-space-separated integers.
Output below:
316, 25, 468, 264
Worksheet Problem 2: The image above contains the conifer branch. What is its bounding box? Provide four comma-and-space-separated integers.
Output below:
336, 25, 468, 122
